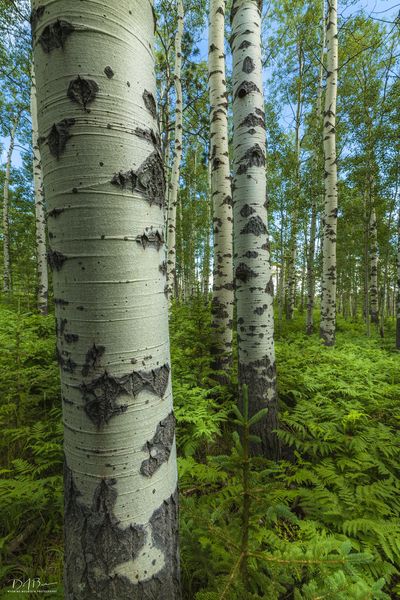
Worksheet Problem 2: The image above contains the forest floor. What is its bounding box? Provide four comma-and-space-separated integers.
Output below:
0, 300, 399, 599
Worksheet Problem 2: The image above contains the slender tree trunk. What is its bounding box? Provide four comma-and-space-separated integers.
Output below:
166, 0, 184, 301
396, 209, 400, 349
209, 0, 234, 373
231, 0, 279, 460
368, 205, 379, 324
31, 62, 49, 315
2, 114, 19, 294
320, 0, 338, 346
363, 193, 371, 336
299, 228, 307, 314
306, 1, 325, 335
202, 157, 212, 298
306, 202, 317, 333
32, 1, 180, 596
286, 42, 303, 321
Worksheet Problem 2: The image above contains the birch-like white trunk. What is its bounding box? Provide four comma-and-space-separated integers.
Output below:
208, 0, 234, 372
32, 1, 180, 597
2, 115, 19, 294
231, 0, 279, 459
31, 62, 49, 315
306, 0, 325, 335
320, 0, 338, 346
286, 43, 303, 321
166, 0, 184, 300
369, 205, 379, 324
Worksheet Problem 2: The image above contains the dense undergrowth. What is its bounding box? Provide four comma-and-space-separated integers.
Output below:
0, 299, 399, 598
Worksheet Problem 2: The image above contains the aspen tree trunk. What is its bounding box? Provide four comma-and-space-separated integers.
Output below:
202, 157, 212, 298
286, 42, 303, 320
369, 206, 379, 324
320, 0, 338, 346
31, 62, 49, 315
166, 0, 184, 300
32, 1, 180, 597
209, 0, 234, 372
231, 0, 279, 460
2, 114, 19, 294
306, 1, 325, 335
396, 209, 400, 349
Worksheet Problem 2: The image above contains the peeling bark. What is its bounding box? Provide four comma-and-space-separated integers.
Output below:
32, 0, 180, 595
231, 0, 279, 460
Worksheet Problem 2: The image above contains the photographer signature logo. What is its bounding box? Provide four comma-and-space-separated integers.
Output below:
7, 578, 58, 594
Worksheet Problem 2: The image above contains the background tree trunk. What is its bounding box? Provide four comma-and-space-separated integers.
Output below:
396, 209, 400, 349
306, 0, 325, 335
320, 0, 338, 346
31, 62, 48, 315
286, 42, 303, 321
369, 205, 379, 324
2, 114, 19, 294
32, 0, 180, 596
209, 0, 234, 373
231, 0, 279, 460
167, 0, 184, 300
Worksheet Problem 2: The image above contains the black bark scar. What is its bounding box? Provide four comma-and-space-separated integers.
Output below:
46, 119, 75, 159
67, 76, 99, 111
39, 20, 74, 53
140, 413, 176, 477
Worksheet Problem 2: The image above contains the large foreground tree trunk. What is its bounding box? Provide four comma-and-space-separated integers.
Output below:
32, 1, 180, 597
208, 0, 234, 373
166, 0, 184, 300
231, 0, 279, 460
2, 114, 19, 294
31, 62, 48, 315
320, 0, 338, 346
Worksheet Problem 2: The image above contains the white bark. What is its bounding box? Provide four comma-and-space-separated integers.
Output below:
166, 0, 184, 300
208, 0, 234, 372
306, 0, 325, 335
231, 0, 279, 459
32, 1, 180, 597
320, 0, 338, 346
286, 42, 303, 320
31, 61, 49, 315
369, 205, 379, 324
2, 114, 19, 294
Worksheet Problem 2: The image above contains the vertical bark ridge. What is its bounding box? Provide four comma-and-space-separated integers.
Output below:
320, 0, 338, 346
208, 0, 234, 373
231, 0, 279, 460
32, 0, 180, 596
